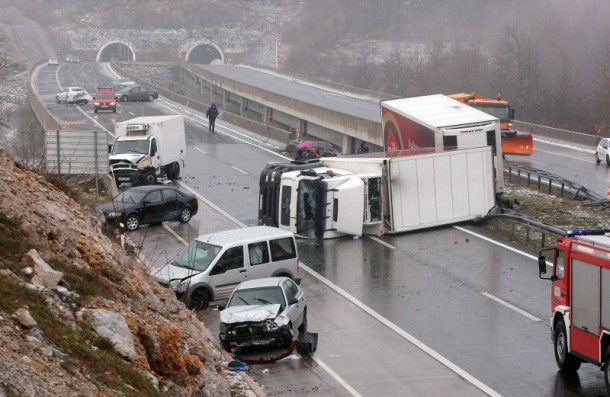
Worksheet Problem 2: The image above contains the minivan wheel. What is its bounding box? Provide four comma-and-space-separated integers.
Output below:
190, 289, 210, 310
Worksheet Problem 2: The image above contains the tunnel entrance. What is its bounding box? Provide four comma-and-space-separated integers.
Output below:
185, 42, 224, 64
97, 41, 136, 62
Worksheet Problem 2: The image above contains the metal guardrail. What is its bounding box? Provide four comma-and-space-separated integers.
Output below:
503, 160, 607, 203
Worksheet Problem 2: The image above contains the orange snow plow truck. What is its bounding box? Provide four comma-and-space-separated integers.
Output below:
449, 93, 533, 156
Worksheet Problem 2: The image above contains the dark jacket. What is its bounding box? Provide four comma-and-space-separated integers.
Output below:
206, 105, 218, 120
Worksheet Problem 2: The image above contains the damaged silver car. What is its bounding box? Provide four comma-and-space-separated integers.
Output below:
219, 277, 306, 351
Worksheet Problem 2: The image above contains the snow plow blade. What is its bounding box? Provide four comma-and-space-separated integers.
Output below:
502, 133, 533, 156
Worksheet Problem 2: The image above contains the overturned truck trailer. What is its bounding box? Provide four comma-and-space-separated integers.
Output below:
258, 147, 497, 239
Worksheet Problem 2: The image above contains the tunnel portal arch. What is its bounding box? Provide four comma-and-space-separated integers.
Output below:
97, 41, 136, 62
185, 42, 224, 64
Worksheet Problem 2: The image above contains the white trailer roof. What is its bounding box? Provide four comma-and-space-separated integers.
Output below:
381, 94, 498, 129
116, 114, 182, 125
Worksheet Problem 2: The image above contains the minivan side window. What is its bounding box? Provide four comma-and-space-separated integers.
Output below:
248, 242, 269, 266
213, 246, 244, 274
270, 237, 296, 262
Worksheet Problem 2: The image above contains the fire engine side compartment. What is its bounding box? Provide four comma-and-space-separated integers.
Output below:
566, 236, 610, 364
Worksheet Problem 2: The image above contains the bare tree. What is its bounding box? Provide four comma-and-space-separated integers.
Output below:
492, 26, 544, 121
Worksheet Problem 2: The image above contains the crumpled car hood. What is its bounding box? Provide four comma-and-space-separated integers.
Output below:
220, 304, 281, 324
150, 263, 199, 284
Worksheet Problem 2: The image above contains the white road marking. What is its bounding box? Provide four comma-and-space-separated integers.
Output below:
367, 236, 396, 249
481, 292, 541, 322
195, 148, 208, 155
231, 166, 248, 175
177, 182, 244, 228
312, 356, 363, 397
299, 263, 502, 397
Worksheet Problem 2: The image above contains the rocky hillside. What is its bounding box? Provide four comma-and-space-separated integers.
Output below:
0, 150, 258, 396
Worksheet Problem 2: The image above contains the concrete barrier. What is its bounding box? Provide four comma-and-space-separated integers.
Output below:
513, 120, 602, 147
28, 60, 63, 131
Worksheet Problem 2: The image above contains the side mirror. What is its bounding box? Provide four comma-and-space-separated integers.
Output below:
142, 200, 150, 206
538, 255, 556, 280
294, 278, 301, 286
288, 297, 298, 305
217, 305, 225, 311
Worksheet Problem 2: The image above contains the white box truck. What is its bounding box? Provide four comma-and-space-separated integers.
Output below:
381, 94, 504, 193
109, 115, 186, 186
258, 146, 496, 238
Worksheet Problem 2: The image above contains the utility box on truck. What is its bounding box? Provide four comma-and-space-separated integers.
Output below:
258, 146, 496, 239
381, 94, 504, 193
538, 230, 610, 394
109, 115, 186, 187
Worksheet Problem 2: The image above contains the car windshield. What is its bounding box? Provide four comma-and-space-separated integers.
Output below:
171, 240, 222, 271
112, 139, 149, 155
113, 189, 146, 204
228, 286, 286, 308
96, 93, 114, 100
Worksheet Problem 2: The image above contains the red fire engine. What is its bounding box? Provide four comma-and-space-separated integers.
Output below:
538, 229, 610, 393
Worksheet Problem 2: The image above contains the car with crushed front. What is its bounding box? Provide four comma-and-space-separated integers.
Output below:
56, 86, 92, 105
115, 85, 158, 102
98, 185, 198, 231
47, 56, 59, 66
218, 277, 307, 352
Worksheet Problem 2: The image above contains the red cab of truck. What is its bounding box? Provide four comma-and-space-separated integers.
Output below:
93, 87, 116, 113
538, 230, 610, 393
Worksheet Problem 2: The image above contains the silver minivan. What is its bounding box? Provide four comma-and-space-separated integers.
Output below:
151, 226, 300, 309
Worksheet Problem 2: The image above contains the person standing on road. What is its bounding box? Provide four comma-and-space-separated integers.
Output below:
206, 103, 219, 133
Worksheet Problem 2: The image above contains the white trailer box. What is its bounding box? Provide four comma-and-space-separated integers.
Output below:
110, 115, 186, 186
321, 146, 496, 236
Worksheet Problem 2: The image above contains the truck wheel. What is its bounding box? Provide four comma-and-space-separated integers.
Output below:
167, 163, 180, 180
189, 289, 210, 310
124, 214, 140, 231
142, 172, 157, 185
554, 319, 581, 372
148, 94, 154, 102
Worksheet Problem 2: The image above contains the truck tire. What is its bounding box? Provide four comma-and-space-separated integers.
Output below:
554, 319, 581, 372
166, 163, 180, 180
189, 289, 210, 310
142, 172, 157, 185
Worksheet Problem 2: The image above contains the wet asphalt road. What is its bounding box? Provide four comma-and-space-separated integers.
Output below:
31, 61, 610, 396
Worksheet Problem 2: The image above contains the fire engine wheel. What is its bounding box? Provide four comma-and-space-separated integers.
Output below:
554, 319, 581, 372
189, 289, 210, 310
124, 214, 140, 231
604, 347, 610, 395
